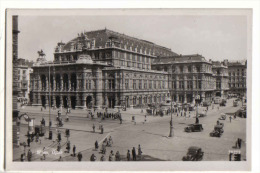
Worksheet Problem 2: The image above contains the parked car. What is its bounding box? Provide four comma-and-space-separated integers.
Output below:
185, 124, 203, 133
202, 101, 211, 107
210, 125, 224, 137
233, 101, 238, 107
198, 113, 207, 118
214, 97, 221, 104
182, 146, 204, 161
220, 99, 227, 106
219, 113, 226, 120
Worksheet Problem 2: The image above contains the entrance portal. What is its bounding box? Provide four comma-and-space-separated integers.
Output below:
216, 92, 221, 97
56, 96, 60, 108
108, 97, 115, 108
41, 95, 46, 107
86, 96, 92, 108
71, 96, 76, 109
63, 96, 68, 108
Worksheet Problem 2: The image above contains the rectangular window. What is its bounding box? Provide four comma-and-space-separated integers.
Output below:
137, 56, 140, 62
138, 63, 142, 69
133, 79, 136, 89
149, 81, 152, 89
23, 70, 26, 74
139, 80, 142, 89
154, 81, 157, 89
125, 79, 129, 89
144, 80, 147, 89
127, 61, 131, 67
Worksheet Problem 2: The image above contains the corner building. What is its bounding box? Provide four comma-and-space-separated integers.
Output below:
30, 29, 177, 109
152, 55, 216, 104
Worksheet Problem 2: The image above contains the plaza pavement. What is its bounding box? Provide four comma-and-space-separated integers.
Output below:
14, 98, 246, 161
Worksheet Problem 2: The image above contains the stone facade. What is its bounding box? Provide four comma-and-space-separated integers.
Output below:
30, 29, 175, 109
227, 60, 247, 97
152, 54, 216, 104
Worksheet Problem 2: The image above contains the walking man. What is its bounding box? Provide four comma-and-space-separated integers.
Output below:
92, 124, 95, 133
127, 150, 131, 161
27, 137, 31, 147
138, 144, 143, 160
132, 147, 137, 161
95, 140, 99, 150
77, 152, 83, 161
73, 145, 76, 157
27, 149, 32, 162
229, 116, 232, 123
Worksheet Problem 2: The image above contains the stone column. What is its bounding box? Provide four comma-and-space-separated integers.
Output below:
68, 75, 71, 91
176, 93, 179, 102
184, 75, 187, 90
60, 95, 63, 108
184, 92, 187, 103
53, 96, 56, 107
46, 77, 49, 91
60, 76, 63, 91
82, 96, 86, 108
53, 78, 56, 91
67, 96, 71, 107
45, 94, 49, 106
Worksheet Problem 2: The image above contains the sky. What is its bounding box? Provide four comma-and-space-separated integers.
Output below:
18, 14, 248, 62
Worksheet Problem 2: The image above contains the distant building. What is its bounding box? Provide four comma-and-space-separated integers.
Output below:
152, 54, 216, 104
13, 15, 20, 118
17, 58, 34, 101
211, 60, 229, 98
227, 60, 247, 97
29, 29, 176, 109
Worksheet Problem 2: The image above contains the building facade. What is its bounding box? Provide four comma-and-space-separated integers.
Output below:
30, 29, 176, 109
227, 60, 247, 97
152, 54, 216, 104
212, 60, 229, 98
17, 58, 34, 100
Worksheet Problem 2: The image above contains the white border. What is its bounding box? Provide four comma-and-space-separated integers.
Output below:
0, 1, 259, 172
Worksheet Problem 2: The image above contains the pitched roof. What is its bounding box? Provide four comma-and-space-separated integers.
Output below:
152, 54, 210, 64
62, 29, 178, 56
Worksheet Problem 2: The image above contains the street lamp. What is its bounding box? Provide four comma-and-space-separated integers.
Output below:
169, 64, 173, 137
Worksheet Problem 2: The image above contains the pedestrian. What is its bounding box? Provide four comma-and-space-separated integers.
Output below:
92, 124, 95, 133
120, 118, 122, 124
41, 117, 45, 126
66, 141, 71, 153
138, 144, 142, 159
100, 155, 106, 161
132, 147, 136, 161
189, 111, 191, 118
90, 154, 96, 161
58, 156, 63, 161
229, 116, 232, 123
95, 140, 99, 150
57, 142, 61, 152
42, 147, 46, 160
58, 131, 61, 142
27, 149, 32, 162
195, 117, 199, 124
77, 152, 83, 161
144, 115, 147, 123
73, 145, 76, 157
127, 150, 131, 161
207, 106, 208, 111
27, 137, 31, 147
21, 153, 25, 162
109, 152, 113, 161
109, 136, 113, 144
101, 125, 104, 134
181, 111, 183, 117
115, 151, 121, 161
36, 133, 39, 143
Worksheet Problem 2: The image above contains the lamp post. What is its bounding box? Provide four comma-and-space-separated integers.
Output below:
169, 64, 173, 137
48, 64, 52, 138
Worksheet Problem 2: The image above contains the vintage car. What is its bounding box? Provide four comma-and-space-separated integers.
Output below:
210, 125, 224, 137
184, 124, 203, 133
233, 101, 239, 107
182, 146, 204, 161
198, 112, 207, 118
219, 113, 226, 120
220, 99, 227, 106
202, 101, 211, 107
